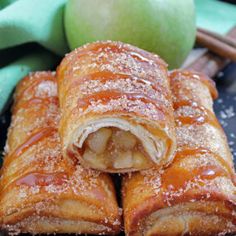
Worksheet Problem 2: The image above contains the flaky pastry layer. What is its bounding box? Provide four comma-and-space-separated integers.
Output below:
0, 72, 121, 235
57, 41, 176, 172
122, 70, 236, 236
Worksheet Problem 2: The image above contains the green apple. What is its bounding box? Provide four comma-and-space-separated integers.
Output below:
65, 0, 196, 69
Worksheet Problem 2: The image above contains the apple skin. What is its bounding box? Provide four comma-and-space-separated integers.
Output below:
65, 0, 196, 69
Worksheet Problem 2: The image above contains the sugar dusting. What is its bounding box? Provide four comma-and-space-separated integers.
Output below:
216, 94, 236, 160
58, 41, 174, 159
220, 106, 235, 121
123, 70, 236, 235
79, 77, 169, 107
1, 72, 120, 234
80, 97, 166, 121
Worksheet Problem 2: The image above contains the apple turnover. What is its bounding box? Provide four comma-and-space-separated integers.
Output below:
57, 41, 176, 172
0, 72, 121, 235
122, 70, 236, 236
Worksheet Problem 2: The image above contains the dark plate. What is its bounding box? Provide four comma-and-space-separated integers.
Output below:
0, 63, 235, 236
214, 62, 236, 166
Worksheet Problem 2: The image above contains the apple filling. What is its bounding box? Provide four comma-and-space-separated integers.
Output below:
82, 127, 152, 170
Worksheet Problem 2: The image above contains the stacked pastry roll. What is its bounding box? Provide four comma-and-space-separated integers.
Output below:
57, 41, 176, 172
122, 70, 236, 235
1, 41, 235, 236
0, 72, 121, 234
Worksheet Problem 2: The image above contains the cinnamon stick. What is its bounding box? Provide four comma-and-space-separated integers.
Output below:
196, 29, 236, 62
187, 26, 236, 78
198, 27, 236, 49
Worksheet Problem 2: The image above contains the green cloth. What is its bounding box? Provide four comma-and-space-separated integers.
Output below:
0, 0, 68, 114
195, 0, 236, 35
0, 0, 68, 55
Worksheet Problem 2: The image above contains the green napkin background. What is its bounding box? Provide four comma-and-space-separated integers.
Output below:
195, 0, 236, 35
0, 0, 68, 114
0, 0, 236, 114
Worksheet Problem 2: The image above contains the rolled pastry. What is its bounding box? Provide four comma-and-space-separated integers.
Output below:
57, 41, 176, 172
0, 72, 121, 234
122, 70, 236, 236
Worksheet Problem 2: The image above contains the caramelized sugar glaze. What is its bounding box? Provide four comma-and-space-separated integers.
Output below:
16, 172, 68, 187
123, 70, 236, 236
57, 41, 176, 172
0, 72, 121, 234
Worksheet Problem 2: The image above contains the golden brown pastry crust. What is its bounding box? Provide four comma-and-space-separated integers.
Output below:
56, 41, 176, 172
122, 70, 236, 236
0, 72, 121, 235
